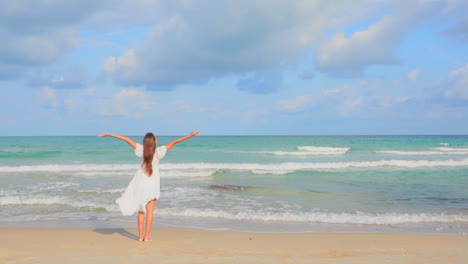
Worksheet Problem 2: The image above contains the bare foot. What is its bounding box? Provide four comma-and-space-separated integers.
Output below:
143, 237, 152, 242
138, 238, 144, 242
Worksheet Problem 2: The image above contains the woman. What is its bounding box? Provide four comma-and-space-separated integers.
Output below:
98, 131, 200, 242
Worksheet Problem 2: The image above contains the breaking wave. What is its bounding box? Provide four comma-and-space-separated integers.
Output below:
1, 158, 468, 176
266, 146, 350, 156
156, 208, 468, 225
377, 147, 468, 155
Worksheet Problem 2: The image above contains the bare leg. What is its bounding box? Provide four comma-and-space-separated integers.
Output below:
137, 211, 145, 242
143, 199, 157, 242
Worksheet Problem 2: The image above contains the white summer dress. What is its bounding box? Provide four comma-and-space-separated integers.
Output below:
116, 143, 167, 216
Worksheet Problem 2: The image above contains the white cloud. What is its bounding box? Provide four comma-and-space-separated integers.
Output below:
0, 1, 105, 80
442, 17, 468, 42
28, 66, 88, 89
321, 88, 341, 95
321, 84, 354, 95
407, 68, 421, 81
315, 1, 444, 77
173, 100, 193, 113
82, 0, 166, 31
278, 95, 312, 113
379, 96, 410, 109
242, 109, 269, 124
396, 96, 410, 103
102, 49, 137, 73
392, 79, 402, 86
342, 98, 362, 116
0, 0, 176, 80
102, 0, 377, 90
441, 0, 468, 43
444, 63, 468, 100
100, 89, 155, 120
51, 77, 64, 83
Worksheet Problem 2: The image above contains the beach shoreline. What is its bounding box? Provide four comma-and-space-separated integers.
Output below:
1, 217, 466, 235
2, 136, 467, 235
1, 227, 467, 264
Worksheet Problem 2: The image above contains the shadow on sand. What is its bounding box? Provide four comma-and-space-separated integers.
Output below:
90, 217, 139, 241
93, 228, 139, 240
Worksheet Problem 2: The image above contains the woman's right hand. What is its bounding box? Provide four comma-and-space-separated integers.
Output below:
189, 131, 201, 137
98, 133, 111, 137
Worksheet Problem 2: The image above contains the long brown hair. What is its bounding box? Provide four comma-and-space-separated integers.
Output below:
142, 132, 156, 176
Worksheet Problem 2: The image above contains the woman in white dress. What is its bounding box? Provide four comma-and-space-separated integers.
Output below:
98, 131, 200, 242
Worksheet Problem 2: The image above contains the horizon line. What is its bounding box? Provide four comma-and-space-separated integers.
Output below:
1, 134, 467, 137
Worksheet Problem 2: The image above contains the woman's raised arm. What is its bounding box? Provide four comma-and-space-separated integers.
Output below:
98, 133, 137, 149
165, 131, 200, 151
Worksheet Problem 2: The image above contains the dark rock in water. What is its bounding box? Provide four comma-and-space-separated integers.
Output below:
209, 184, 249, 191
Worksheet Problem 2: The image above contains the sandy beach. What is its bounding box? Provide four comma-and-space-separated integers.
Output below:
1, 228, 467, 264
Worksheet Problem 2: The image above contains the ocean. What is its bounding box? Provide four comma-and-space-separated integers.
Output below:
0, 135, 467, 233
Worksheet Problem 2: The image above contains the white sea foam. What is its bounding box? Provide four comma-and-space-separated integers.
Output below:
77, 188, 126, 194
297, 146, 350, 154
208, 146, 350, 156
1, 159, 468, 175
439, 143, 450, 146
156, 208, 468, 224
377, 150, 468, 155
377, 147, 468, 155
377, 150, 430, 155
0, 164, 215, 178
2, 196, 466, 224
71, 171, 132, 177
160, 170, 217, 178
0, 148, 24, 153
265, 151, 312, 156
0, 195, 119, 211
431, 147, 468, 152
161, 159, 468, 172
3, 209, 466, 225
251, 169, 295, 175
101, 188, 126, 194
33, 182, 80, 191
266, 146, 350, 156
5, 182, 80, 193
0, 195, 65, 206
70, 169, 216, 178
0, 164, 138, 173
0, 213, 93, 222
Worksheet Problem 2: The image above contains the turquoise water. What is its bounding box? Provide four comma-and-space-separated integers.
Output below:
0, 136, 467, 233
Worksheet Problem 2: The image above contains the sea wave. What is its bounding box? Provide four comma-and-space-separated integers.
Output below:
0, 164, 138, 173
0, 195, 118, 211
0, 148, 25, 153
143, 159, 468, 172
2, 196, 467, 224
156, 208, 468, 224
431, 147, 468, 152
77, 188, 126, 194
31, 182, 80, 191
265, 146, 350, 156
72, 170, 216, 178
1, 158, 468, 175
377, 147, 468, 155
0, 195, 65, 206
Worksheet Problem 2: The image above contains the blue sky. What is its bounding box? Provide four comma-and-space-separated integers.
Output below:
1, 0, 467, 136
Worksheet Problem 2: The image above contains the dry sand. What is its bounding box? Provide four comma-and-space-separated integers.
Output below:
1, 228, 467, 264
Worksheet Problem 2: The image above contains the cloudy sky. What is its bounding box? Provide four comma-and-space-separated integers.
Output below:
1, 0, 467, 136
